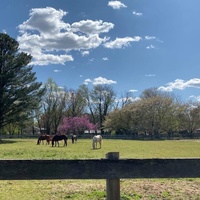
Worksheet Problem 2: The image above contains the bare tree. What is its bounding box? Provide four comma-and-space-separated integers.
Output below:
91, 85, 116, 133
39, 78, 67, 134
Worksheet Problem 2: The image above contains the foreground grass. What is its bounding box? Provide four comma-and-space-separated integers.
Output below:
0, 138, 199, 199
0, 179, 199, 200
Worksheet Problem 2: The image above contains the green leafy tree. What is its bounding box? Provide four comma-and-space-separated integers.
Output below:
0, 33, 45, 130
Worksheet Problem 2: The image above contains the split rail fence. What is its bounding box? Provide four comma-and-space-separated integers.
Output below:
0, 152, 200, 200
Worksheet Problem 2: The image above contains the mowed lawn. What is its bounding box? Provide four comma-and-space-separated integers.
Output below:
0, 138, 199, 200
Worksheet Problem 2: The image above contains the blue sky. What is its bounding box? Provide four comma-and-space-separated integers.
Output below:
1, 0, 200, 101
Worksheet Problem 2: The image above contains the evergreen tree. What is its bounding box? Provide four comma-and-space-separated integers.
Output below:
0, 33, 45, 129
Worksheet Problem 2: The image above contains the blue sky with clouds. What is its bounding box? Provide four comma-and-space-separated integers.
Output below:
1, 0, 200, 101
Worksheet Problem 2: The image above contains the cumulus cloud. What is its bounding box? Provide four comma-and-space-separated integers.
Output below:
17, 7, 141, 66
70, 20, 114, 35
158, 78, 200, 92
83, 76, 117, 85
17, 7, 115, 65
83, 78, 92, 85
104, 36, 142, 49
108, 1, 127, 9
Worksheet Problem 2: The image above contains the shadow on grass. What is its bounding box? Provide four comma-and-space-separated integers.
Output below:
0, 139, 19, 144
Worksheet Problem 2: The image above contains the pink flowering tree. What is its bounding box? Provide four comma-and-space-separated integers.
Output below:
58, 115, 97, 134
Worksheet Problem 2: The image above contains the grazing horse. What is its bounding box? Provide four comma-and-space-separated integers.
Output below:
46, 135, 54, 145
92, 135, 102, 149
71, 135, 78, 144
52, 135, 68, 147
37, 135, 49, 145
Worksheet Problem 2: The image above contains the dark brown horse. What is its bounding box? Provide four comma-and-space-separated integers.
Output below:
52, 135, 68, 147
37, 135, 49, 145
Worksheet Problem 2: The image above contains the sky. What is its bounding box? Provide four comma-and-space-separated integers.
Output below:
1, 0, 200, 102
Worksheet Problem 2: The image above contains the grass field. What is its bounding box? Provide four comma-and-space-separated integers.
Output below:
0, 138, 199, 199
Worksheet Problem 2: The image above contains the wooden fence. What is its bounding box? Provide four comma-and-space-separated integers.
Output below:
0, 152, 200, 200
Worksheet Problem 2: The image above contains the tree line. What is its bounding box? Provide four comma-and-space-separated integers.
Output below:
1, 33, 200, 138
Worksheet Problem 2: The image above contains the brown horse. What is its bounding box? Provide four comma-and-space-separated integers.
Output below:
37, 135, 49, 145
46, 135, 54, 145
52, 135, 68, 147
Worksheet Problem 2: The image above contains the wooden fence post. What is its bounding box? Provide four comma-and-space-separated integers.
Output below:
106, 152, 120, 200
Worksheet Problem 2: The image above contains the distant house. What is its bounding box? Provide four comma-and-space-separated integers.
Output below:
84, 130, 101, 134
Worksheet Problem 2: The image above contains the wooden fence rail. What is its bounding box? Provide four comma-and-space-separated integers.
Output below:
0, 152, 200, 200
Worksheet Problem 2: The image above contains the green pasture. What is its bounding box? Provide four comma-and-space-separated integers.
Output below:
0, 138, 200, 159
0, 138, 199, 199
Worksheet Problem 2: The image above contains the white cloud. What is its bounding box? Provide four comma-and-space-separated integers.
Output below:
158, 78, 200, 92
145, 36, 156, 40
18, 7, 69, 35
132, 11, 142, 16
104, 36, 142, 49
145, 74, 156, 77
88, 58, 94, 63
93, 77, 117, 85
70, 20, 114, 35
116, 96, 140, 103
17, 7, 144, 66
54, 69, 61, 72
17, 7, 115, 66
84, 76, 117, 85
189, 95, 200, 102
129, 89, 138, 93
145, 36, 163, 43
102, 57, 109, 61
146, 45, 155, 49
83, 78, 92, 85
81, 51, 89, 56
108, 1, 127, 9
